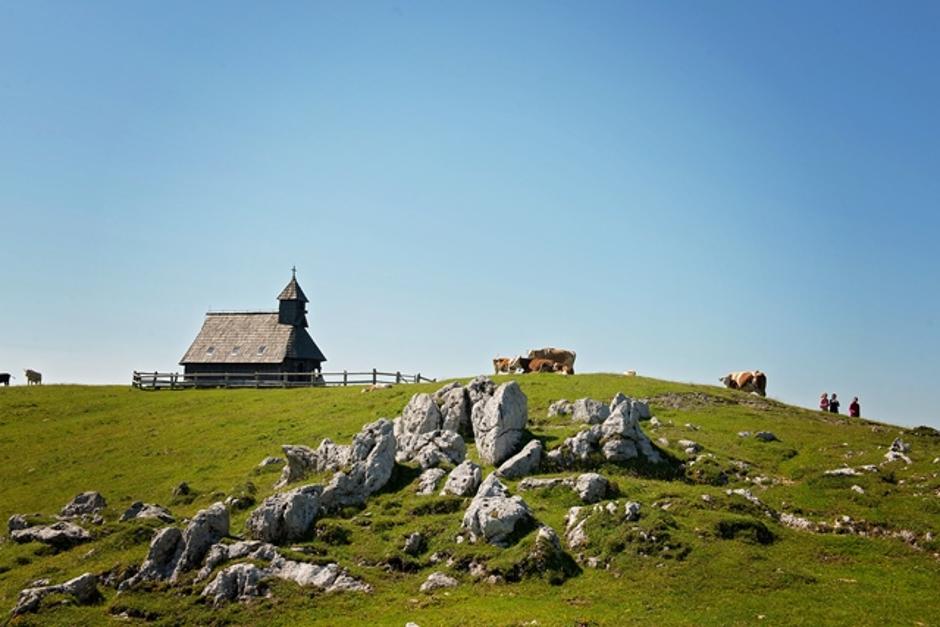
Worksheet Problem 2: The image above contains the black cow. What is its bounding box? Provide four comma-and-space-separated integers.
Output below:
0, 373, 10, 386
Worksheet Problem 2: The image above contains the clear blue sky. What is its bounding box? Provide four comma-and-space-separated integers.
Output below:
1, 2, 938, 427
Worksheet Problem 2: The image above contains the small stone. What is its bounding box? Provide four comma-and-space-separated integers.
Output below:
403, 532, 425, 556
259, 456, 284, 467
754, 431, 778, 442
172, 482, 191, 496
420, 571, 458, 592
851, 485, 865, 494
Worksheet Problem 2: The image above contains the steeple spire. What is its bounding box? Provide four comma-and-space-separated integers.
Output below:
277, 269, 308, 327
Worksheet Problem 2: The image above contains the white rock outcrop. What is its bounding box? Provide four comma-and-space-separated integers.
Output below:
495, 440, 542, 479
441, 461, 482, 497
461, 475, 533, 546
246, 485, 322, 544
471, 382, 528, 466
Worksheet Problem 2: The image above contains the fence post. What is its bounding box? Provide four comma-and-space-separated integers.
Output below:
396, 371, 401, 384
282, 372, 287, 388
153, 371, 158, 389
372, 368, 377, 385
170, 373, 176, 390
255, 372, 259, 388
416, 373, 421, 384
343, 370, 348, 386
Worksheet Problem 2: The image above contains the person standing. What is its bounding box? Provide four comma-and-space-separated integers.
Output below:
829, 393, 840, 414
849, 397, 860, 418
819, 393, 829, 412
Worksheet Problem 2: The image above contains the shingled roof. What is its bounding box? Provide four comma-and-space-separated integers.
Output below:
277, 276, 308, 303
179, 312, 326, 365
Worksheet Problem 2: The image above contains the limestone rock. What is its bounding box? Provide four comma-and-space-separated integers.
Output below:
420, 571, 458, 592
259, 456, 284, 468
413, 431, 467, 469
496, 440, 542, 479
441, 461, 483, 497
120, 502, 175, 524
321, 419, 396, 511
416, 468, 447, 495
465, 375, 496, 407
403, 532, 425, 556
439, 387, 472, 436
548, 399, 573, 417
124, 527, 183, 586
60, 492, 106, 518
277, 439, 350, 488
11, 521, 92, 550
572, 398, 610, 424
202, 563, 267, 605
196, 540, 277, 582
462, 475, 533, 546
518, 477, 574, 491
246, 485, 322, 544
472, 381, 528, 466
574, 473, 609, 504
173, 502, 230, 580
268, 554, 371, 593
678, 439, 702, 455
12, 573, 99, 616
7, 514, 28, 532
623, 501, 642, 522
884, 438, 912, 464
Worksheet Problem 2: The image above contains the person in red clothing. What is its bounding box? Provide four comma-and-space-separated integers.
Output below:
819, 393, 829, 412
849, 397, 860, 418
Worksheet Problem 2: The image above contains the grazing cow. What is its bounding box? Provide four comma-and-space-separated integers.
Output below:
624, 370, 637, 377
0, 373, 10, 386
527, 347, 576, 374
24, 369, 42, 385
719, 370, 767, 397
493, 357, 514, 375
523, 358, 560, 373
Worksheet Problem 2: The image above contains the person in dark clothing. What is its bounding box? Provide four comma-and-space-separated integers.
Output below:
849, 397, 860, 418
829, 393, 840, 414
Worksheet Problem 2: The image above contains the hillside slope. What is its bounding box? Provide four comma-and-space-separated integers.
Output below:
0, 374, 938, 626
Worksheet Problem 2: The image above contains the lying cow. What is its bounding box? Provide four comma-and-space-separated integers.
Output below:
719, 370, 767, 397
527, 347, 576, 374
24, 369, 42, 385
518, 358, 573, 375
0, 373, 10, 386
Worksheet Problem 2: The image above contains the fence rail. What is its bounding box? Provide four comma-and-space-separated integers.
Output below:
132, 369, 435, 390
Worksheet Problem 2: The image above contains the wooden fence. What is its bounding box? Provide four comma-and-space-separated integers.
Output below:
131, 370, 436, 390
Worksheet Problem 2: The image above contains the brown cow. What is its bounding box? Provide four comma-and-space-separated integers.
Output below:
527, 347, 576, 374
719, 370, 767, 396
493, 357, 513, 375
24, 369, 42, 385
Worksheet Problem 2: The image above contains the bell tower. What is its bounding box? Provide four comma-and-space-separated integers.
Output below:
277, 267, 309, 327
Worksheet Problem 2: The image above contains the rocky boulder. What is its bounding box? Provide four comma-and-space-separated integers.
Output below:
548, 399, 573, 417
572, 398, 610, 424
321, 419, 396, 511
437, 385, 472, 436
462, 475, 534, 546
60, 492, 106, 518
12, 573, 100, 616
201, 563, 266, 605
246, 485, 322, 544
277, 439, 350, 488
495, 440, 542, 479
465, 375, 496, 407
416, 468, 448, 495
471, 381, 528, 466
441, 461, 482, 497
11, 521, 92, 550
574, 473, 610, 504
197, 540, 277, 582
120, 502, 175, 524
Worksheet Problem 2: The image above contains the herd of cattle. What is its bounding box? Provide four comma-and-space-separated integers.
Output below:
493, 348, 578, 375
0, 370, 42, 386
493, 350, 769, 398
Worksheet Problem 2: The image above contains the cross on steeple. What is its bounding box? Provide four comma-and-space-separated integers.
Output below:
291, 265, 297, 279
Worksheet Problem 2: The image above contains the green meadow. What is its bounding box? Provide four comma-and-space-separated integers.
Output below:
1, 374, 938, 626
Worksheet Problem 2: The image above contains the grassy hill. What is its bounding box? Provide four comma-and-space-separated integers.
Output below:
1, 374, 939, 626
